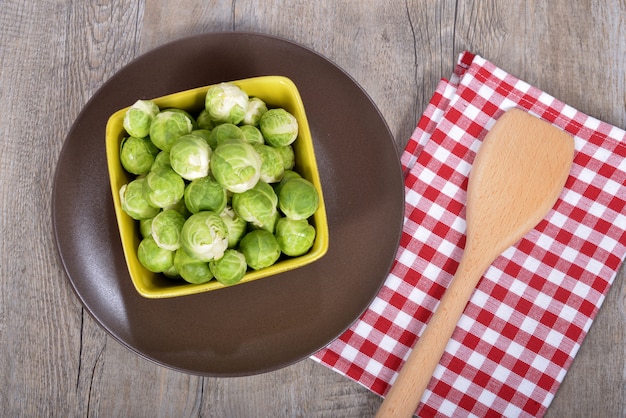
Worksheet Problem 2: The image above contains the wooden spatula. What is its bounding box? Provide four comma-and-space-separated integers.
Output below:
376, 108, 575, 418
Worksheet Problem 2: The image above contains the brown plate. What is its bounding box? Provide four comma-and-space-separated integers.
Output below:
52, 32, 404, 376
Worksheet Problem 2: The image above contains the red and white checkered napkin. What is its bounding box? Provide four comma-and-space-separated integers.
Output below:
312, 51, 626, 417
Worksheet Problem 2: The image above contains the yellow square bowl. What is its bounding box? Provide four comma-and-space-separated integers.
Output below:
105, 76, 328, 298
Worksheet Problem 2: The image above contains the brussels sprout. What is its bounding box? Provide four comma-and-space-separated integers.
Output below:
165, 108, 198, 130
232, 181, 278, 232
137, 235, 174, 273
184, 176, 227, 214
253, 144, 285, 183
119, 178, 160, 220
180, 211, 229, 262
219, 206, 247, 248
259, 108, 298, 146
209, 249, 247, 285
149, 110, 193, 151
143, 165, 185, 208
278, 177, 319, 220
174, 248, 213, 284
210, 139, 262, 193
139, 217, 154, 238
123, 99, 159, 138
240, 124, 265, 145
151, 209, 186, 251
242, 97, 268, 126
207, 123, 244, 149
120, 136, 160, 175
281, 170, 302, 181
151, 151, 171, 170
239, 230, 281, 270
191, 129, 212, 144
275, 145, 295, 171
273, 170, 302, 196
196, 109, 217, 131
163, 263, 180, 279
169, 134, 211, 181
275, 217, 316, 256
163, 197, 191, 218
204, 83, 249, 125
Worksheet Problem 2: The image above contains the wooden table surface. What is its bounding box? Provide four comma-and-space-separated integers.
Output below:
1, 1, 624, 416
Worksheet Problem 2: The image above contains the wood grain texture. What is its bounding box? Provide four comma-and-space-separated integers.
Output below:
0, 0, 624, 416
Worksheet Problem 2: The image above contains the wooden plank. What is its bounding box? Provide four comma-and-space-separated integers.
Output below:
0, 0, 623, 416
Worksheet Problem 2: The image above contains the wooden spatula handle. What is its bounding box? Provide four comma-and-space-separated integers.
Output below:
375, 260, 484, 418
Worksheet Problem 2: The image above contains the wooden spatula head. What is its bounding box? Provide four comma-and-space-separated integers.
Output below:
463, 108, 576, 272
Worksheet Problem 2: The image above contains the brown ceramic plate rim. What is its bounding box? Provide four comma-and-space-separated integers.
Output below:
52, 31, 404, 377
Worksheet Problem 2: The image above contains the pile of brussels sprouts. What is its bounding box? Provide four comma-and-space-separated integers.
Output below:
118, 82, 319, 286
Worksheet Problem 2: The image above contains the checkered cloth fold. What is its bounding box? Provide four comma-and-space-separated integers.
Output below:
312, 51, 626, 417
